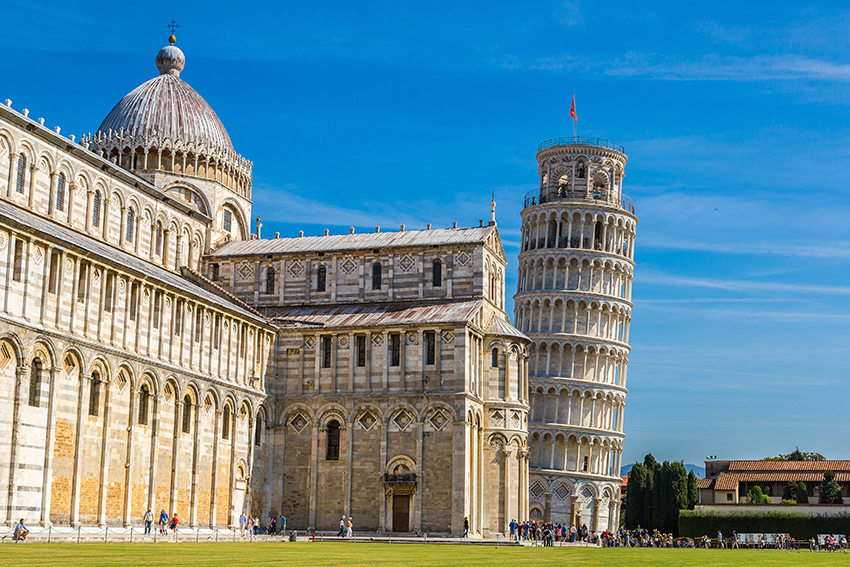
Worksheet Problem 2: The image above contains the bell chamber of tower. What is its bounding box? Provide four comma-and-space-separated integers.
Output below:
513, 137, 637, 533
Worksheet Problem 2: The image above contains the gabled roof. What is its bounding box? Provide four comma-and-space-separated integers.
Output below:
210, 226, 498, 257
266, 299, 483, 329
486, 312, 530, 342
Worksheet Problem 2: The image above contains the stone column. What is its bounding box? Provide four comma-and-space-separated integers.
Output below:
189, 395, 202, 527
308, 422, 318, 528
96, 380, 112, 527
5, 153, 17, 198
85, 189, 94, 233
47, 172, 58, 216
343, 424, 352, 519
66, 182, 76, 225
122, 384, 136, 527
5, 364, 26, 526
39, 366, 62, 526
39, 245, 52, 325
209, 408, 221, 528
26, 163, 36, 208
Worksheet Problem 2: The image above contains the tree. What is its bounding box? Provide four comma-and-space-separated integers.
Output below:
764, 447, 825, 461
818, 471, 843, 504
782, 481, 796, 502
796, 481, 809, 504
625, 462, 647, 528
642, 454, 659, 529
667, 461, 688, 535
687, 470, 698, 510
747, 485, 771, 504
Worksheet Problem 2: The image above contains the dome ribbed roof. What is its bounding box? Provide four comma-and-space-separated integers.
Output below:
96, 42, 234, 152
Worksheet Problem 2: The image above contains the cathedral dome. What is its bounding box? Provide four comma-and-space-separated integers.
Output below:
94, 38, 234, 153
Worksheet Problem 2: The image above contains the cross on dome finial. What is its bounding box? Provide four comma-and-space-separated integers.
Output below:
167, 20, 179, 44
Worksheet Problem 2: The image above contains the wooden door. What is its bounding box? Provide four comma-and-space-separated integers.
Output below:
392, 495, 409, 532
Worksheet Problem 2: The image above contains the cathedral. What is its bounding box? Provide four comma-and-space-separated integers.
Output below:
0, 35, 533, 536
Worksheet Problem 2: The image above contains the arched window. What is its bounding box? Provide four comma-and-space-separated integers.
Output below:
15, 153, 25, 193
491, 348, 499, 368
56, 173, 65, 212
372, 262, 382, 290
138, 384, 150, 425
326, 420, 340, 460
92, 191, 101, 228
125, 208, 135, 242
182, 395, 192, 434
222, 405, 231, 439
432, 259, 442, 287
28, 358, 42, 407
155, 222, 163, 256
317, 265, 326, 292
267, 266, 276, 294
88, 372, 101, 417
254, 413, 263, 446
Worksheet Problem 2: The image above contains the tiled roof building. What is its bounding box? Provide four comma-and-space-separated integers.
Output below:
699, 460, 850, 503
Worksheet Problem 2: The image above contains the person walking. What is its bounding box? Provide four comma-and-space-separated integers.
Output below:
143, 509, 153, 535
159, 510, 169, 535
269, 515, 277, 536
346, 517, 353, 538
338, 516, 346, 537
253, 515, 260, 535
170, 514, 179, 535
280, 515, 286, 538
463, 516, 469, 538
239, 512, 248, 536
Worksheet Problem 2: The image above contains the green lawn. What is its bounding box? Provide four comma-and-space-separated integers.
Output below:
2, 542, 848, 567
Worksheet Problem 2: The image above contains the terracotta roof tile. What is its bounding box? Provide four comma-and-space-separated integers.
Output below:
727, 460, 850, 472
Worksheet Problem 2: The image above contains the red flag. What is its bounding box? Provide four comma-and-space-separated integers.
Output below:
570, 93, 577, 121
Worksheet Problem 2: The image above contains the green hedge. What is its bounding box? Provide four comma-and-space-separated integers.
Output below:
679, 509, 850, 540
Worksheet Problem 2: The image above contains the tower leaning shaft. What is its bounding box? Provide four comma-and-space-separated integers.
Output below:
514, 137, 636, 532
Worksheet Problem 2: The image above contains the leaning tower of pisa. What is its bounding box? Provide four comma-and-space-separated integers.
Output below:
514, 136, 636, 532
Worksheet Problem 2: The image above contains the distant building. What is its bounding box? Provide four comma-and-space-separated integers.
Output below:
698, 460, 850, 504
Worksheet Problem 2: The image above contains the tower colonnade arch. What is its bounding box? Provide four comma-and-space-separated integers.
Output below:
514, 139, 636, 532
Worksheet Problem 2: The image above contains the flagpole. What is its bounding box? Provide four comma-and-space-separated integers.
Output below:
572, 92, 577, 142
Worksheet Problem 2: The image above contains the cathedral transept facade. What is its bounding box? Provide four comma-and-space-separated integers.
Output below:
0, 36, 530, 536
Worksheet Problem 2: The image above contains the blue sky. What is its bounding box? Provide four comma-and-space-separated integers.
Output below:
4, 1, 850, 471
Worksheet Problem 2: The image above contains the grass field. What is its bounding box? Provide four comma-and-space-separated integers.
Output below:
2, 542, 848, 567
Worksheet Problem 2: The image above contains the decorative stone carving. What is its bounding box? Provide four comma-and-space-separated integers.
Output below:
289, 413, 308, 433
398, 254, 414, 272
441, 330, 454, 344
64, 258, 74, 274
118, 278, 126, 293
341, 256, 357, 275
304, 337, 315, 349
288, 260, 303, 277
428, 409, 448, 431
338, 335, 350, 349
372, 334, 383, 347
455, 251, 470, 267
405, 331, 418, 346
358, 412, 377, 431
237, 260, 253, 280
392, 410, 412, 431
32, 246, 44, 265
0, 233, 8, 251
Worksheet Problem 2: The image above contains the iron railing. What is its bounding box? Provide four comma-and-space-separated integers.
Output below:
523, 189, 635, 214
538, 137, 625, 153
